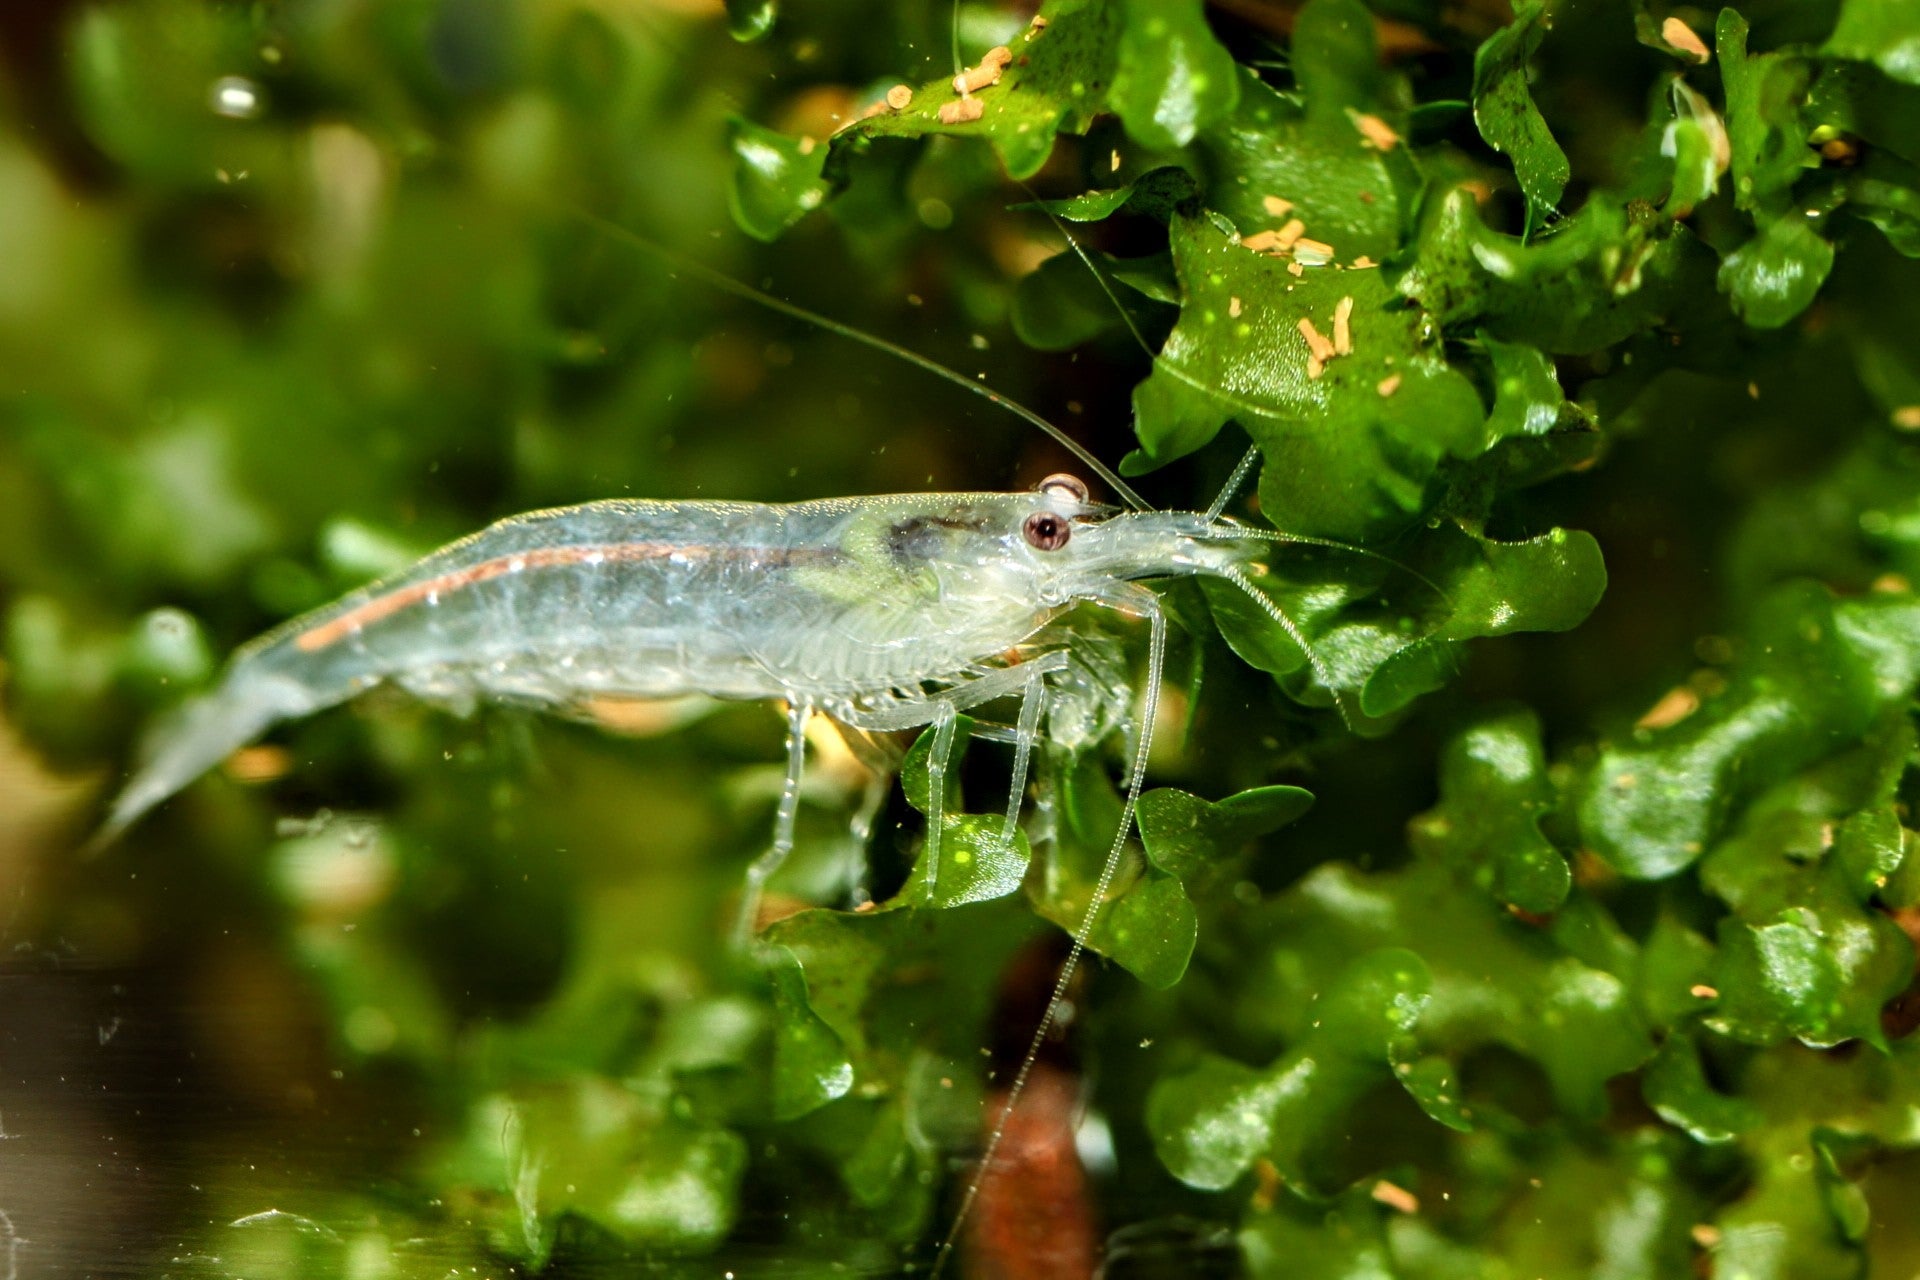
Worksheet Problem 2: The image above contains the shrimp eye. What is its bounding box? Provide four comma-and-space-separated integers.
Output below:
1023, 511, 1071, 551
1037, 473, 1090, 504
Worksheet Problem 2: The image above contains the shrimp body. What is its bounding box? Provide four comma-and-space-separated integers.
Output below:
95, 483, 1261, 844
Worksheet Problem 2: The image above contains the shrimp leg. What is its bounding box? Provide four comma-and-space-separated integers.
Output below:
832, 654, 1067, 902
999, 664, 1047, 854
920, 702, 959, 900
735, 697, 813, 945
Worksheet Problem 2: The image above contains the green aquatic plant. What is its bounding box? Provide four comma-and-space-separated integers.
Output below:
5, 0, 1920, 1274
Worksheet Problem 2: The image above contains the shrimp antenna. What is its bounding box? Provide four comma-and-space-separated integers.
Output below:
1205, 524, 1456, 614
932, 591, 1168, 1278
1014, 179, 1158, 362
1219, 562, 1363, 728
1205, 443, 1261, 522
569, 207, 1154, 512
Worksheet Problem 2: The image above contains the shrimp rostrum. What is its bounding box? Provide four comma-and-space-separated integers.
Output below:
95, 472, 1290, 937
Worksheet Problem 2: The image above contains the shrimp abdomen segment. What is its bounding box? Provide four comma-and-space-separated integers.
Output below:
275, 499, 822, 702
95, 500, 796, 845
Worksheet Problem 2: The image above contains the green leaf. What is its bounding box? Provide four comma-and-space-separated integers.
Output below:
723, 0, 775, 42
1204, 521, 1605, 719
1195, 66, 1406, 265
1239, 1189, 1398, 1280
1718, 8, 1819, 216
1636, 912, 1720, 1032
1577, 583, 1907, 880
766, 906, 1034, 1110
1718, 212, 1837, 329
1844, 157, 1920, 256
1409, 708, 1570, 914
1109, 0, 1240, 150
769, 955, 856, 1120
1643, 1036, 1760, 1144
1392, 1050, 1476, 1132
1807, 58, 1920, 170
1147, 948, 1432, 1189
895, 716, 1033, 908
1010, 247, 1170, 351
1825, 0, 1920, 86
446, 1079, 746, 1266
1136, 784, 1314, 879
899, 813, 1033, 909
1472, 1, 1571, 217
1292, 0, 1394, 124
1131, 213, 1484, 540
1661, 78, 1730, 217
1401, 185, 1721, 354
1482, 334, 1572, 443
69, 0, 286, 184
1710, 1042, 1920, 1279
826, 0, 1118, 180
727, 117, 829, 242
1018, 165, 1201, 222
1248, 861, 1654, 1119
1696, 732, 1917, 1048
1093, 872, 1198, 989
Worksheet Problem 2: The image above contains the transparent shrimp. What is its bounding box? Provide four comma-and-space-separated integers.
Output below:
91, 483, 1295, 875
90, 215, 1349, 1278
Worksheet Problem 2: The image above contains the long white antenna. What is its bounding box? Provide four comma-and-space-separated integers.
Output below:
572, 207, 1155, 513
931, 592, 1167, 1277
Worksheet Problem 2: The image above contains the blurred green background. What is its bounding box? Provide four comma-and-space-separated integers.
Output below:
5, 0, 1920, 1276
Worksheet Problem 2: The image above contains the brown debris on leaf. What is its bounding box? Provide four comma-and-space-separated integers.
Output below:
1352, 112, 1400, 150
1332, 296, 1354, 356
953, 46, 1014, 95
939, 97, 985, 125
1662, 17, 1711, 63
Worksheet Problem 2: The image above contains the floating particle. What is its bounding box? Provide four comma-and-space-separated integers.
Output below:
1371, 1181, 1420, 1214
208, 75, 264, 119
1635, 686, 1700, 730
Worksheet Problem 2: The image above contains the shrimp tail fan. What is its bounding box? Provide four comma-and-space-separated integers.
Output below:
84, 668, 324, 856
